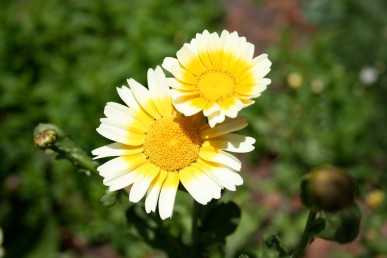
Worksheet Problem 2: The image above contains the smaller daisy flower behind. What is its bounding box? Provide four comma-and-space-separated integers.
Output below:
163, 30, 271, 127
92, 66, 256, 219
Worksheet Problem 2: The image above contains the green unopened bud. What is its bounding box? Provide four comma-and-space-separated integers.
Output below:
300, 166, 356, 212
34, 129, 58, 149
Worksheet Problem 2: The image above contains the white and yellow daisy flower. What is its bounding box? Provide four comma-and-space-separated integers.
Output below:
92, 66, 255, 219
162, 30, 271, 127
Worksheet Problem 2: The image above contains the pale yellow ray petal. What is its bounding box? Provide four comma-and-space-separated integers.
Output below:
162, 57, 179, 72
168, 78, 196, 91
145, 170, 168, 213
173, 96, 208, 116
92, 142, 143, 159
116, 86, 155, 124
96, 123, 145, 146
227, 36, 248, 74
163, 57, 198, 85
177, 44, 206, 76
217, 97, 243, 118
196, 30, 214, 70
128, 78, 161, 119
203, 133, 256, 153
207, 110, 225, 128
179, 167, 212, 205
239, 99, 255, 107
207, 32, 222, 68
236, 78, 270, 96
129, 163, 160, 203
196, 159, 243, 191
220, 31, 239, 71
170, 89, 199, 100
200, 117, 247, 139
147, 67, 173, 116
199, 146, 241, 171
107, 171, 138, 191
99, 153, 148, 179
100, 117, 148, 134
158, 172, 179, 219
191, 162, 223, 188
203, 102, 220, 117
190, 165, 222, 199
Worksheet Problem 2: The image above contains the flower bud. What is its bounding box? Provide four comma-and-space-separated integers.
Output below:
300, 166, 356, 212
34, 129, 58, 149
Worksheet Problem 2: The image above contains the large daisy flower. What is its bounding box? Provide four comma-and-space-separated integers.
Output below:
92, 66, 255, 219
162, 30, 272, 127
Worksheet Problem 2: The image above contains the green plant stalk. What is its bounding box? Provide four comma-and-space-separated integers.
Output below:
291, 210, 318, 258
52, 143, 98, 174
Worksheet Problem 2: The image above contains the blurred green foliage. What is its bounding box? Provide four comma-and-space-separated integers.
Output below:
239, 0, 387, 257
0, 0, 223, 257
244, 0, 387, 190
1, 0, 387, 257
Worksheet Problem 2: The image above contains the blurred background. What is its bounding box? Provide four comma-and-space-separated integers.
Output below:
1, 0, 386, 257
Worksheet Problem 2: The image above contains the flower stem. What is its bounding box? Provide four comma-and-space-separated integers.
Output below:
291, 210, 318, 258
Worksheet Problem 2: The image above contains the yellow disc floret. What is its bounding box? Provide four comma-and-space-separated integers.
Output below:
196, 71, 236, 102
143, 115, 202, 172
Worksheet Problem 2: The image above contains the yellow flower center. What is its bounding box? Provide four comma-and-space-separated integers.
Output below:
197, 71, 236, 102
143, 115, 202, 172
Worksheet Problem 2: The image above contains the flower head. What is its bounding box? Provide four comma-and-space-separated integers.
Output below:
93, 66, 255, 219
162, 30, 271, 127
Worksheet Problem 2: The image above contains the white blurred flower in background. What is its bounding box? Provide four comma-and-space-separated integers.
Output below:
360, 66, 378, 85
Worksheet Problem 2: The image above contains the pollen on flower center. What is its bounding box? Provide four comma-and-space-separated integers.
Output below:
143, 115, 202, 172
196, 71, 236, 102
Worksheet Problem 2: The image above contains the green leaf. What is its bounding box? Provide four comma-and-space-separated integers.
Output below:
317, 202, 361, 244
125, 205, 188, 258
198, 201, 241, 246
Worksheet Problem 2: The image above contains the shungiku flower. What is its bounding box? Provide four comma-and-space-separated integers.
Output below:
162, 30, 271, 127
92, 66, 256, 219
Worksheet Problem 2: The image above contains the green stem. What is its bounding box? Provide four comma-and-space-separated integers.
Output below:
52, 144, 98, 174
291, 210, 318, 258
